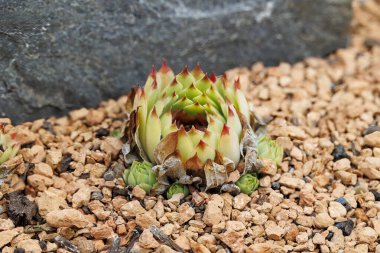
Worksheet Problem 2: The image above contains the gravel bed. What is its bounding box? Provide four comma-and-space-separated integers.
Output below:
1, 1, 380, 252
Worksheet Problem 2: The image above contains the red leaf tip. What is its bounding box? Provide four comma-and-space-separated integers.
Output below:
181, 65, 190, 75
234, 78, 241, 90
221, 124, 230, 135
150, 65, 156, 78
159, 58, 171, 73
209, 72, 217, 82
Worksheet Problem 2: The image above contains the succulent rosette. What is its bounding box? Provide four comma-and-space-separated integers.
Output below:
123, 160, 157, 194
125, 60, 278, 193
166, 183, 190, 199
235, 173, 259, 195
257, 135, 283, 166
0, 126, 20, 165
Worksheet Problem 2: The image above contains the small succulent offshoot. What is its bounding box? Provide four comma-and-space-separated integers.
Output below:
166, 183, 189, 199
235, 173, 259, 195
257, 135, 283, 166
123, 160, 157, 194
235, 135, 283, 195
0, 126, 20, 165
124, 60, 283, 194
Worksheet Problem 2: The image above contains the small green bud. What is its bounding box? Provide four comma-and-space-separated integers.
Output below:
257, 135, 283, 166
110, 129, 123, 139
166, 183, 189, 199
235, 173, 259, 195
0, 127, 20, 165
123, 160, 157, 194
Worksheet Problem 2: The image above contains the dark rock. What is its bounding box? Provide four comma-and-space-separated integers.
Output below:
42, 121, 55, 134
363, 121, 380, 136
54, 236, 80, 253
82, 206, 91, 215
325, 231, 334, 241
335, 219, 354, 236
95, 128, 110, 138
103, 170, 115, 181
90, 191, 103, 201
370, 190, 380, 201
0, 0, 352, 123
79, 173, 90, 179
7, 191, 38, 226
112, 162, 127, 179
194, 206, 206, 213
59, 154, 73, 173
112, 187, 129, 198
39, 241, 47, 251
332, 145, 350, 162
14, 248, 25, 253
335, 197, 352, 211
108, 237, 121, 253
271, 182, 281, 190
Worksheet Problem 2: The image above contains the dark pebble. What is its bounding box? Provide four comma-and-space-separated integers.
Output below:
14, 248, 25, 253
42, 120, 55, 134
325, 231, 334, 240
271, 182, 281, 190
79, 173, 90, 179
7, 192, 38, 226
103, 170, 115, 181
82, 206, 91, 214
194, 206, 206, 213
112, 187, 129, 198
112, 162, 127, 178
91, 192, 103, 200
363, 123, 380, 136
335, 219, 354, 236
39, 241, 47, 250
60, 155, 73, 173
96, 128, 110, 138
331, 145, 350, 161
335, 197, 352, 211
370, 190, 380, 201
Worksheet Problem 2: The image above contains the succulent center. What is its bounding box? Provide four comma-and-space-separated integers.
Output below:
172, 112, 208, 131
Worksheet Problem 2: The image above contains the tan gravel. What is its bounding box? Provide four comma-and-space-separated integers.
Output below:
0, 1, 380, 252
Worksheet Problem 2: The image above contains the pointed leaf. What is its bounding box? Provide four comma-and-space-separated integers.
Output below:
188, 126, 204, 146
195, 140, 216, 163
217, 125, 241, 165
176, 66, 195, 88
176, 126, 196, 162
191, 64, 205, 81
145, 107, 161, 161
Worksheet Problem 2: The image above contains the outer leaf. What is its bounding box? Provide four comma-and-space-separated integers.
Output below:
145, 107, 162, 162
217, 125, 240, 165
176, 126, 196, 162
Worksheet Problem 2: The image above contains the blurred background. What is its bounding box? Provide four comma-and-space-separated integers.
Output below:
0, 0, 373, 124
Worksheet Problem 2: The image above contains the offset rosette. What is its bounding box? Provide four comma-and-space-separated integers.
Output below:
123, 161, 157, 194
125, 60, 279, 192
166, 183, 190, 199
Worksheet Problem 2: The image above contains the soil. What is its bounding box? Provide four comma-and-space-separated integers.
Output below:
1, 0, 380, 252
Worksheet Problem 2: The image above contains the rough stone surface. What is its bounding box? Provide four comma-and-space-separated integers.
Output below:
0, 0, 351, 123
46, 208, 90, 228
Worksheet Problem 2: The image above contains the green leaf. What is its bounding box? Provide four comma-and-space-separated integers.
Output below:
166, 183, 190, 199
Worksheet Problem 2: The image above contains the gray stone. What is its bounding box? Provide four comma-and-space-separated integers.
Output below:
90, 192, 103, 201
0, 0, 352, 123
103, 170, 115, 181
